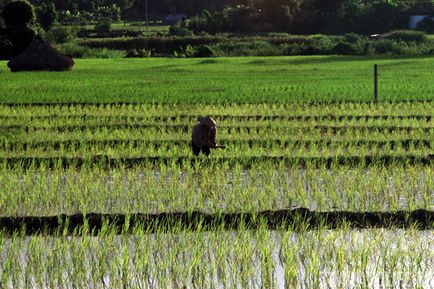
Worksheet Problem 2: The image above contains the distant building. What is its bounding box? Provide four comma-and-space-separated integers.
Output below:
405, 2, 434, 29
163, 14, 187, 25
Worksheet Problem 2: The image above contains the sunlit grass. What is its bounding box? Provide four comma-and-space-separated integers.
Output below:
0, 55, 433, 103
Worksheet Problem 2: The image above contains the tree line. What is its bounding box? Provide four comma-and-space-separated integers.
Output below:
1, 1, 431, 20
182, 0, 434, 35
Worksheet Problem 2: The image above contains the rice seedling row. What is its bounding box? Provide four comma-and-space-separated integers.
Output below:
1, 163, 432, 216
0, 227, 432, 289
1, 114, 432, 123
3, 126, 431, 143
1, 139, 431, 153
1, 102, 432, 118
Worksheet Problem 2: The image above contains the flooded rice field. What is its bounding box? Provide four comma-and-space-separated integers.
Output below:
0, 229, 432, 289
1, 166, 433, 216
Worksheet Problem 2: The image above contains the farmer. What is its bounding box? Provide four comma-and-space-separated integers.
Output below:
192, 116, 226, 156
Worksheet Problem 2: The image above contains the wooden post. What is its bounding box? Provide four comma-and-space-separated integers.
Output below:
145, 0, 149, 32
374, 64, 378, 102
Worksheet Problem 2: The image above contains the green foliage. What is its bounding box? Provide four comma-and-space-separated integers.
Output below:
182, 0, 411, 35
334, 33, 367, 55
214, 40, 283, 56
56, 42, 125, 58
334, 42, 360, 55
94, 4, 121, 21
383, 30, 428, 43
195, 44, 214, 57
188, 6, 261, 34
173, 44, 195, 57
80, 32, 433, 57
169, 25, 194, 37
125, 48, 151, 58
416, 17, 434, 34
36, 2, 58, 31
95, 17, 112, 33
45, 26, 76, 44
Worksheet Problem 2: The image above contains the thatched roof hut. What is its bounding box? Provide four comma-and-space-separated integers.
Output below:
8, 38, 74, 72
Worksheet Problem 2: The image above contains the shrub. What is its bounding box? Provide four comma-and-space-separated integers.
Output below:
371, 39, 405, 54
283, 35, 336, 55
363, 43, 376, 56
214, 40, 283, 56
174, 44, 195, 58
416, 17, 434, 34
56, 42, 124, 58
94, 5, 121, 21
169, 26, 194, 37
82, 36, 220, 54
382, 30, 427, 43
95, 18, 112, 33
45, 26, 75, 44
80, 34, 433, 57
195, 45, 215, 57
343, 33, 364, 44
125, 49, 151, 58
36, 2, 57, 31
334, 42, 361, 55
283, 43, 307, 55
307, 35, 336, 55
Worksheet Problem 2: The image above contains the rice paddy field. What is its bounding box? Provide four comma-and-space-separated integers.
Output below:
0, 56, 433, 288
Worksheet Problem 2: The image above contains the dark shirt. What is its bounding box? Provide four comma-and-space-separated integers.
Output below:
192, 124, 217, 148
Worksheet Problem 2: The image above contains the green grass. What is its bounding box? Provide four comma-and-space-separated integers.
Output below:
72, 22, 169, 35
0, 55, 433, 104
110, 23, 169, 33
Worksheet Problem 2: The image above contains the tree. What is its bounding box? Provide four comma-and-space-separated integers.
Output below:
1, 0, 36, 26
37, 2, 58, 31
94, 4, 121, 20
0, 0, 37, 57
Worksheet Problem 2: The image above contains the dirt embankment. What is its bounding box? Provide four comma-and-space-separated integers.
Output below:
0, 209, 432, 236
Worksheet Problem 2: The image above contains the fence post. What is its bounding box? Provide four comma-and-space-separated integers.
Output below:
374, 64, 378, 102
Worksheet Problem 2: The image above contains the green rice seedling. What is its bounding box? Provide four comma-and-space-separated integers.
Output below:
0, 56, 432, 288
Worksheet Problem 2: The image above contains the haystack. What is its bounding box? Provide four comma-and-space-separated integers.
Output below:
8, 38, 74, 72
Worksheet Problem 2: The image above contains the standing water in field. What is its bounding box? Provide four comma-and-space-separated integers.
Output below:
0, 229, 432, 289
1, 166, 431, 216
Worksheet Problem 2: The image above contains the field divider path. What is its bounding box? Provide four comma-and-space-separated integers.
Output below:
0, 209, 432, 236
